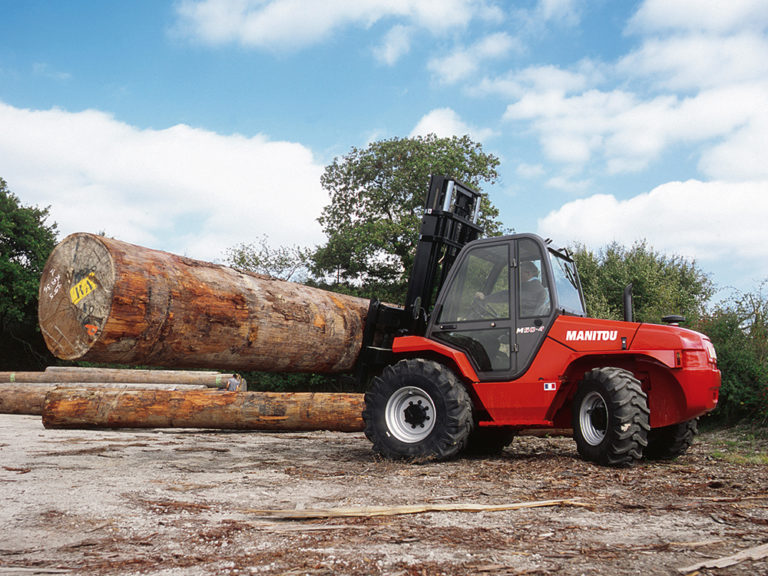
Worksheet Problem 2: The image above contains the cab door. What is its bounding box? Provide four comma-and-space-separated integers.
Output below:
514, 236, 555, 374
428, 240, 516, 380
427, 235, 554, 381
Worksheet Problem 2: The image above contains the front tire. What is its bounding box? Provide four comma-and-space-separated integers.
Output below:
363, 359, 473, 461
572, 367, 650, 466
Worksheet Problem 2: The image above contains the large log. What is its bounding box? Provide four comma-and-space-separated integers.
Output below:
0, 382, 209, 415
38, 233, 371, 372
1, 367, 232, 385
42, 388, 365, 432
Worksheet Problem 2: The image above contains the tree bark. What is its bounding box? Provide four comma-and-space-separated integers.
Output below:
42, 388, 365, 432
1, 367, 231, 385
38, 233, 371, 372
1, 382, 207, 415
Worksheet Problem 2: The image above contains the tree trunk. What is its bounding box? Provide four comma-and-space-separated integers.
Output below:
1, 367, 231, 385
0, 382, 207, 415
42, 388, 365, 432
38, 233, 371, 372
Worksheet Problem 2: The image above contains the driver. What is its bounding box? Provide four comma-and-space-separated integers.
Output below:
519, 260, 548, 316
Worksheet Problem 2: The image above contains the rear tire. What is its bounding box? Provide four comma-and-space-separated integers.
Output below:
572, 367, 650, 466
363, 359, 473, 461
645, 418, 698, 460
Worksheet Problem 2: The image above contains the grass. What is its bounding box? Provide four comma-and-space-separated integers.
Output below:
701, 422, 768, 465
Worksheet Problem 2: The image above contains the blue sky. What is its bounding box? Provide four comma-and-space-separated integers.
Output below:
1, 0, 767, 301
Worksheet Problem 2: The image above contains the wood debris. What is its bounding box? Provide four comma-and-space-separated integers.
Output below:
678, 541, 768, 574
245, 498, 590, 519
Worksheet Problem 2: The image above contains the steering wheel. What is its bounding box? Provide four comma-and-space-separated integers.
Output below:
471, 295, 497, 319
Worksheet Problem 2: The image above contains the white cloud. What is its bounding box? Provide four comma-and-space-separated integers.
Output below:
536, 0, 582, 26
628, 0, 768, 34
492, 1, 768, 184
515, 162, 545, 179
474, 60, 604, 99
537, 180, 768, 269
374, 25, 412, 65
0, 101, 326, 262
428, 32, 520, 84
699, 109, 768, 180
503, 80, 768, 176
174, 0, 500, 50
544, 175, 591, 193
410, 107, 495, 142
618, 33, 768, 91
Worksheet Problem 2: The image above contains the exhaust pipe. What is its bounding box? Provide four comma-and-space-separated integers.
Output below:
623, 283, 634, 323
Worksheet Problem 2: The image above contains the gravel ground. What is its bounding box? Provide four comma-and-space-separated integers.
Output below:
1, 413, 767, 576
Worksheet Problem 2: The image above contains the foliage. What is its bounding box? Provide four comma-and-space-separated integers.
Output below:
572, 241, 714, 323
240, 371, 356, 393
0, 178, 59, 369
225, 235, 311, 282
313, 134, 502, 302
695, 284, 768, 425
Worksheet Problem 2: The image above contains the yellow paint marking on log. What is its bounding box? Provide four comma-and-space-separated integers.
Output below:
70, 274, 97, 305
328, 294, 347, 312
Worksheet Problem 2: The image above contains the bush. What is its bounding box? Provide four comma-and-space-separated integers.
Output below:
0, 178, 59, 369
696, 285, 768, 425
573, 241, 713, 323
240, 371, 357, 393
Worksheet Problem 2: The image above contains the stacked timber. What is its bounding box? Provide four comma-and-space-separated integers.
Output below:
28, 234, 371, 432
38, 233, 371, 372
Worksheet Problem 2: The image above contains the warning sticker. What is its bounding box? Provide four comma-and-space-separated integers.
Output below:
70, 274, 97, 305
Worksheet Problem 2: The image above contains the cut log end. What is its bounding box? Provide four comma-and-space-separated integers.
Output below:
38, 233, 116, 360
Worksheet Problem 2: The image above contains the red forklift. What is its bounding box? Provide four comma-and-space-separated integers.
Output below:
356, 176, 720, 465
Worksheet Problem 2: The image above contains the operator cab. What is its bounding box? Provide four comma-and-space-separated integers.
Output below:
428, 234, 585, 381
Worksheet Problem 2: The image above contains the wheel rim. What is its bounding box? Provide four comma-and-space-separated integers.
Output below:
579, 390, 608, 446
385, 386, 436, 443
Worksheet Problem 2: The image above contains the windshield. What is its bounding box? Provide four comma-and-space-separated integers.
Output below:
549, 249, 586, 316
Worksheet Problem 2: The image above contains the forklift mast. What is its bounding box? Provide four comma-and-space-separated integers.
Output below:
403, 175, 484, 327
355, 175, 483, 384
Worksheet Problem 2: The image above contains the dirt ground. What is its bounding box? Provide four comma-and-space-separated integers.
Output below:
1, 413, 767, 576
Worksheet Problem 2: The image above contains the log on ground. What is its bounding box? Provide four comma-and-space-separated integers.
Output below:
38, 233, 371, 372
1, 367, 232, 386
42, 388, 365, 432
0, 383, 208, 415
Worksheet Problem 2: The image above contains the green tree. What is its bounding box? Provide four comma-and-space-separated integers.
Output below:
226, 235, 311, 282
696, 284, 768, 424
313, 134, 502, 302
0, 178, 59, 369
573, 241, 714, 323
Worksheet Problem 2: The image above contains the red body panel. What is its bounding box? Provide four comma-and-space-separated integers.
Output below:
392, 315, 721, 430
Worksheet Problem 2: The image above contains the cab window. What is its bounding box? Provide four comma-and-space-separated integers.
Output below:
437, 244, 510, 323
517, 238, 551, 318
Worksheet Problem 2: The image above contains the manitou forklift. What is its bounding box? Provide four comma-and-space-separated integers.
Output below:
356, 176, 720, 466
